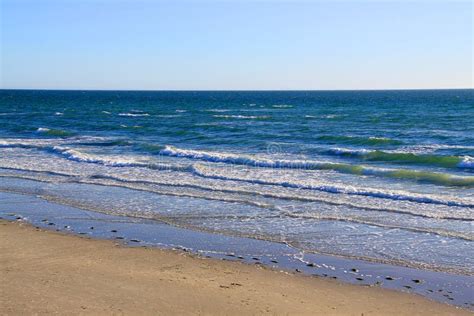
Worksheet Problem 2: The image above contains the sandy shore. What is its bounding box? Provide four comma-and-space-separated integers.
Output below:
0, 220, 470, 315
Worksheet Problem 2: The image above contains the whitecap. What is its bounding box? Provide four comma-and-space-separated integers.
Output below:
205, 109, 232, 113
458, 156, 474, 169
272, 104, 294, 108
213, 115, 270, 119
118, 113, 150, 117
160, 145, 474, 188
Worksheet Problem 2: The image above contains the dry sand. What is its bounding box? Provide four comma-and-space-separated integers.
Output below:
0, 220, 470, 315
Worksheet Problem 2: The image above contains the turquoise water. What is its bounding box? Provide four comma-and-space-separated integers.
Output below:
0, 89, 473, 274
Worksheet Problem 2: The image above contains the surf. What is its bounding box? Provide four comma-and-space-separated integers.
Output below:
160, 146, 474, 187
328, 148, 473, 169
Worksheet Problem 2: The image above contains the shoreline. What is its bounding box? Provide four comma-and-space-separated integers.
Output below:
1, 189, 473, 311
1, 219, 471, 315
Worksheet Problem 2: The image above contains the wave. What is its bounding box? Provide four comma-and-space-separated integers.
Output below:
51, 146, 140, 166
75, 139, 133, 147
160, 146, 474, 187
93, 173, 473, 220
328, 148, 473, 169
0, 137, 133, 151
459, 157, 474, 169
418, 144, 474, 151
2, 140, 473, 205
190, 164, 474, 208
36, 127, 73, 137
0, 138, 181, 172
322, 114, 343, 119
2, 165, 471, 220
2, 139, 474, 187
0, 137, 131, 151
1, 174, 472, 276
0, 140, 42, 149
281, 212, 473, 241
316, 135, 403, 146
1, 171, 472, 242
204, 109, 232, 112
305, 114, 346, 119
213, 115, 270, 119
0, 136, 140, 148
49, 146, 190, 172
118, 113, 150, 117
272, 104, 293, 108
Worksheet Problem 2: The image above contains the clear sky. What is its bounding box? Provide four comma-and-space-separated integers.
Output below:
0, 0, 472, 90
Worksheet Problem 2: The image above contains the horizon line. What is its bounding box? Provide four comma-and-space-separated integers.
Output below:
0, 87, 473, 92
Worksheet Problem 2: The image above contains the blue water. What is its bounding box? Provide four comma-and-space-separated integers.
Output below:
0, 89, 473, 274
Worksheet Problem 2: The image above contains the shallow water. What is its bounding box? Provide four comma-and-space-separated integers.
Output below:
1, 191, 473, 309
0, 89, 473, 275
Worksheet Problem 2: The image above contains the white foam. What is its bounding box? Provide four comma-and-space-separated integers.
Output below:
160, 145, 315, 168
329, 147, 371, 155
86, 171, 474, 220
304, 114, 343, 119
0, 137, 128, 149
330, 147, 474, 170
369, 136, 392, 141
159, 146, 474, 187
281, 212, 473, 241
2, 139, 473, 208
51, 146, 137, 166
458, 156, 474, 169
118, 113, 150, 117
190, 164, 474, 208
213, 115, 270, 119
50, 146, 190, 172
36, 127, 50, 133
0, 140, 43, 148
272, 104, 293, 108
205, 109, 232, 113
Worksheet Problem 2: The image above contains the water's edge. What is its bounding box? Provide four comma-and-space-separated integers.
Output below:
1, 190, 472, 310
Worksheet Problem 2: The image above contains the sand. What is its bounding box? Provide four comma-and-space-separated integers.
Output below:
0, 220, 470, 315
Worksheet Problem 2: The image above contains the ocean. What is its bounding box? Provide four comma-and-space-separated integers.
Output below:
0, 89, 473, 276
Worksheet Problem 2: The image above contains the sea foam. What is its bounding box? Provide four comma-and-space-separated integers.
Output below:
118, 113, 150, 117
328, 147, 473, 169
160, 146, 474, 186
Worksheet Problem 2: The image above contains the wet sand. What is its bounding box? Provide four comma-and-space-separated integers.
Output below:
0, 220, 470, 315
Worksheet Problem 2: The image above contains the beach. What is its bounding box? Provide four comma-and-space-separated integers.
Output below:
1, 219, 470, 315
2, 0, 473, 314
0, 90, 473, 313
0, 90, 472, 280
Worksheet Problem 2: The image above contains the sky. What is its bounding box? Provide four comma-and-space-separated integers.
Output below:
0, 0, 472, 90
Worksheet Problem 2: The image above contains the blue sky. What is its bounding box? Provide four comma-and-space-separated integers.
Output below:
0, 0, 472, 90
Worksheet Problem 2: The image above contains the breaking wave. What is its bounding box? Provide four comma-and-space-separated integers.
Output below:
328, 148, 473, 169
36, 128, 74, 137
160, 146, 474, 187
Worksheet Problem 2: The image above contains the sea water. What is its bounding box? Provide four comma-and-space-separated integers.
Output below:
0, 89, 472, 274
